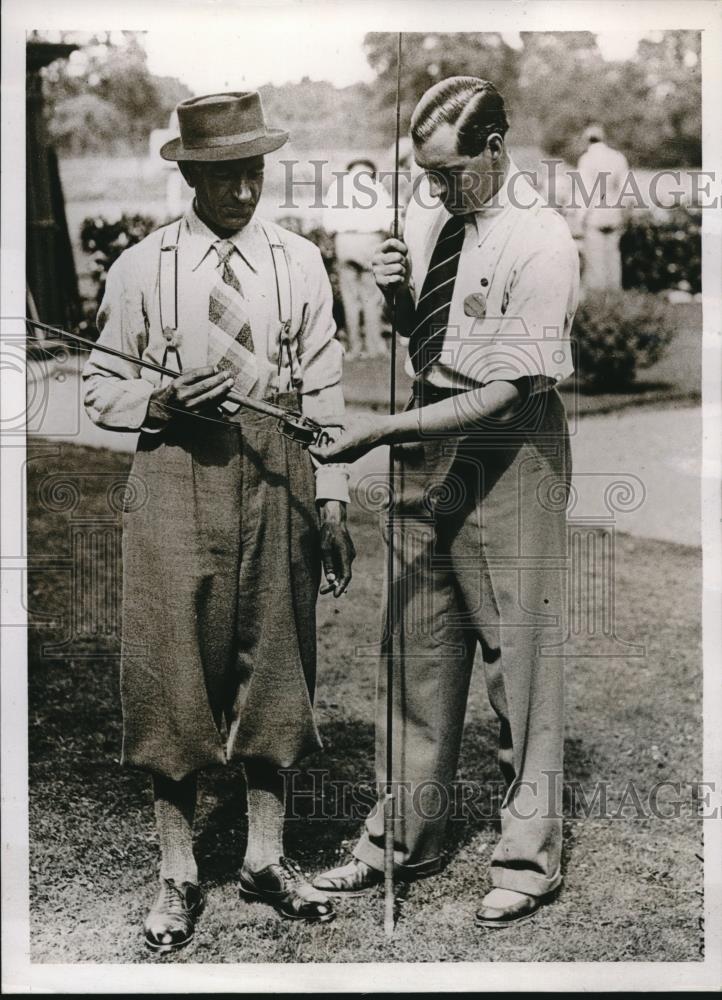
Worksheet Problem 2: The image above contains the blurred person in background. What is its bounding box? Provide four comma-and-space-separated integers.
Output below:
323, 158, 394, 358
577, 124, 630, 292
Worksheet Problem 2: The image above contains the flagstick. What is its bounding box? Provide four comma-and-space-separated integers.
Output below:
384, 30, 403, 940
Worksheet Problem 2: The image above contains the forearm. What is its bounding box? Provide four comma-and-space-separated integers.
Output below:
318, 498, 346, 521
380, 380, 523, 444
303, 385, 350, 503
83, 372, 157, 431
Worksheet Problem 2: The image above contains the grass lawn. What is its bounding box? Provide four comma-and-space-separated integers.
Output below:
343, 302, 701, 418
27, 440, 703, 964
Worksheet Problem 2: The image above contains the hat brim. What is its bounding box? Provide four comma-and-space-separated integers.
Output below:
160, 129, 289, 162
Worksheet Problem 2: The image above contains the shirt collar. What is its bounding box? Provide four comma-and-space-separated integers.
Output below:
470, 158, 540, 244
183, 202, 261, 273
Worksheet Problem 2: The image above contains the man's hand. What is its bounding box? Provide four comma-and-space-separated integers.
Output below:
147, 366, 235, 423
310, 412, 390, 465
371, 238, 410, 296
318, 500, 356, 597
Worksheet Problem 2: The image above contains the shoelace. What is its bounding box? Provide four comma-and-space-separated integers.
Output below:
277, 857, 305, 887
276, 857, 329, 910
156, 878, 189, 914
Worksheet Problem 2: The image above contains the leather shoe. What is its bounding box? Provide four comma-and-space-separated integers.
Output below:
475, 887, 551, 929
312, 857, 383, 896
144, 878, 204, 953
239, 856, 335, 923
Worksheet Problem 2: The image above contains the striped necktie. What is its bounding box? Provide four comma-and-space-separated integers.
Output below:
408, 214, 467, 374
209, 239, 254, 354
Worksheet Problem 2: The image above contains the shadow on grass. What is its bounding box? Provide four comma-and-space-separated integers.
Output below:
194, 715, 597, 889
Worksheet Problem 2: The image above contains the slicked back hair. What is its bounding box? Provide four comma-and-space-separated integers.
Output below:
411, 77, 509, 158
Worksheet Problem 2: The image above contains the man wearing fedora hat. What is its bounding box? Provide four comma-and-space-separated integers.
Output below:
83, 92, 355, 950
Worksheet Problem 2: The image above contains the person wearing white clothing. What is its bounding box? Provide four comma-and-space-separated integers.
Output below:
312, 77, 580, 929
577, 124, 630, 291
323, 159, 394, 358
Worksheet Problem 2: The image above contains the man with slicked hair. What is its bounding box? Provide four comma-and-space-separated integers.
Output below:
312, 77, 579, 928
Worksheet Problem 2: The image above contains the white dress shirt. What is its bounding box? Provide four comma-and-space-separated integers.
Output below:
403, 161, 579, 392
83, 204, 350, 502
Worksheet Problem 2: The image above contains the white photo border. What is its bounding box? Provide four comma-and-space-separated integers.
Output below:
2, 0, 721, 991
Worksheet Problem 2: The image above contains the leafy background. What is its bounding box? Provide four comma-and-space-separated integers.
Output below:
37, 29, 701, 168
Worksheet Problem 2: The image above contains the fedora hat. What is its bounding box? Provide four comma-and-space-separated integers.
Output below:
160, 92, 289, 162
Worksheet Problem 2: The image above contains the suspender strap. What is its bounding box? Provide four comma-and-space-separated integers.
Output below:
159, 220, 182, 341
263, 225, 293, 329
261, 223, 299, 390
159, 220, 183, 375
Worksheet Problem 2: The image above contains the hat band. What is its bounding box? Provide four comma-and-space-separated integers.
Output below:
183, 126, 269, 149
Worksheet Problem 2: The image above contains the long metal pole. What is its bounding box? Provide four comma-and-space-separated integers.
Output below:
383, 30, 403, 939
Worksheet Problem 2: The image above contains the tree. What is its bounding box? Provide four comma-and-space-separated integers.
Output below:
632, 31, 701, 167
259, 78, 383, 149
47, 93, 127, 155
363, 32, 522, 145
517, 30, 701, 167
362, 29, 701, 169
38, 31, 191, 155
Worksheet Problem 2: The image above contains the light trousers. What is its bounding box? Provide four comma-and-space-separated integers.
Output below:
354, 385, 571, 896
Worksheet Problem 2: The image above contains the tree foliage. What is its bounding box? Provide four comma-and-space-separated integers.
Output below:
38, 32, 191, 155
363, 29, 701, 167
516, 30, 700, 167
36, 29, 700, 168
363, 32, 522, 145
259, 78, 381, 149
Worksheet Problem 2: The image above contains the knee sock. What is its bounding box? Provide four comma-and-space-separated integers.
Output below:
242, 761, 285, 872
153, 773, 198, 885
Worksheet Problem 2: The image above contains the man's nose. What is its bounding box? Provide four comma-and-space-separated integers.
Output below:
233, 178, 254, 202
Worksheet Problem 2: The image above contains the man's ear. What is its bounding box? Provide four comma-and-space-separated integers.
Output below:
486, 133, 504, 162
178, 162, 196, 188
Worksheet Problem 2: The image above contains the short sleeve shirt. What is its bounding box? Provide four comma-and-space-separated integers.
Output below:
403, 163, 580, 392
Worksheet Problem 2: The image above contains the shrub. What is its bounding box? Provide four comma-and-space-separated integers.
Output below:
572, 289, 677, 391
80, 213, 160, 320
275, 216, 346, 330
621, 207, 701, 294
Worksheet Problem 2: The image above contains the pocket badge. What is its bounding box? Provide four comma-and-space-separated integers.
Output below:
463, 292, 487, 318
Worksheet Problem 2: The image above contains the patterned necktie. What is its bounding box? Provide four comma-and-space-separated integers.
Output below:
209, 239, 254, 354
408, 214, 467, 374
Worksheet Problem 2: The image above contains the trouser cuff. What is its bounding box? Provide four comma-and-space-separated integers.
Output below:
353, 835, 442, 880
489, 865, 562, 898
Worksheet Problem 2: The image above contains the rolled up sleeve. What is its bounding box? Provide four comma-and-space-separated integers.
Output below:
298, 246, 350, 503
82, 251, 160, 431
